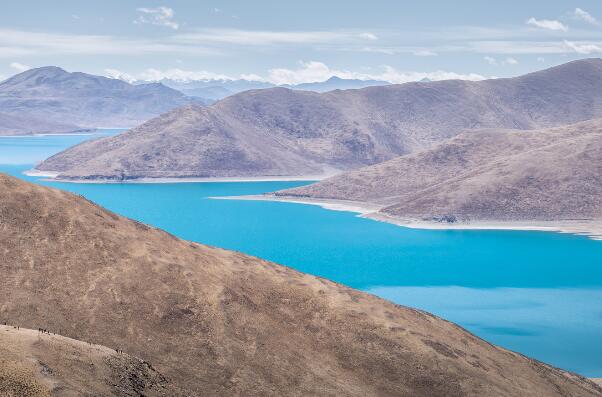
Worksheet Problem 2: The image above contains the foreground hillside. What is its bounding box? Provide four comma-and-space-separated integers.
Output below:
0, 66, 198, 134
1, 174, 600, 396
36, 58, 602, 180
0, 325, 174, 396
275, 119, 602, 225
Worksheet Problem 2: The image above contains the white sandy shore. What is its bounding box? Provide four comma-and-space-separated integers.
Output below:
214, 194, 384, 213
23, 169, 61, 178
216, 194, 602, 241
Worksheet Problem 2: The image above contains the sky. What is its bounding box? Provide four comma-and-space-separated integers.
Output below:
1, 0, 602, 84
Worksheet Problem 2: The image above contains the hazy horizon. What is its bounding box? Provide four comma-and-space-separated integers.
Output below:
1, 1, 602, 85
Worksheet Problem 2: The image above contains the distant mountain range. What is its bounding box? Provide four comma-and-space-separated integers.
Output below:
0, 66, 201, 135
285, 76, 391, 92
275, 118, 602, 224
146, 78, 274, 102
139, 75, 391, 102
0, 66, 396, 135
2, 172, 600, 396
36, 59, 602, 181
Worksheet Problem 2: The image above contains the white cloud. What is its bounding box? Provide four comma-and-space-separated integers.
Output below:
359, 32, 378, 40
4, 20, 602, 67
134, 7, 179, 30
413, 49, 437, 56
109, 62, 488, 86
175, 29, 361, 45
268, 61, 336, 85
573, 8, 598, 25
104, 68, 136, 83
483, 56, 518, 66
468, 40, 573, 54
138, 68, 236, 82
537, 56, 545, 62
0, 29, 217, 57
359, 47, 397, 55
526, 17, 568, 31
357, 47, 438, 56
9, 62, 31, 72
104, 67, 262, 83
0, 45, 34, 58
266, 61, 486, 85
563, 40, 602, 54
378, 66, 487, 84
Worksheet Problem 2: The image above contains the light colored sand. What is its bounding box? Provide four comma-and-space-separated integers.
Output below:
219, 195, 602, 241
23, 170, 60, 178
213, 194, 384, 213
366, 213, 602, 241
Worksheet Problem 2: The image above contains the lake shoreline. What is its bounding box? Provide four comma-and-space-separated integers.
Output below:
216, 194, 602, 241
24, 170, 330, 184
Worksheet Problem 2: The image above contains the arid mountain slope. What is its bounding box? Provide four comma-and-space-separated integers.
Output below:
36, 58, 602, 180
0, 66, 198, 134
1, 175, 601, 396
0, 112, 84, 136
0, 325, 174, 396
276, 119, 602, 222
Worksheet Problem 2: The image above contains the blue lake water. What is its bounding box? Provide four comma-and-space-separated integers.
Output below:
1, 132, 601, 376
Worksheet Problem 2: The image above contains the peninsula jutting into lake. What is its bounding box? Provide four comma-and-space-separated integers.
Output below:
35, 59, 602, 181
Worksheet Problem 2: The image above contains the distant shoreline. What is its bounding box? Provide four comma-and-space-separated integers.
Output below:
0, 132, 98, 138
23, 170, 329, 184
0, 127, 126, 138
216, 194, 602, 241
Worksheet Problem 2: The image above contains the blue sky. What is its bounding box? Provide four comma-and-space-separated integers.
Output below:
1, 0, 602, 83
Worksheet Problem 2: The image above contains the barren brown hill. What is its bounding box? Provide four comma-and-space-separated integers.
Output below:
0, 325, 174, 396
1, 174, 601, 396
0, 112, 84, 136
0, 66, 200, 135
276, 119, 602, 224
36, 58, 602, 180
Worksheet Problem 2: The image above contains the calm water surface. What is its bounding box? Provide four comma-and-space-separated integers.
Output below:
1, 132, 601, 376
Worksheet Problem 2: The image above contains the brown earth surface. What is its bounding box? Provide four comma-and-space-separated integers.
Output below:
1, 173, 601, 396
0, 325, 174, 396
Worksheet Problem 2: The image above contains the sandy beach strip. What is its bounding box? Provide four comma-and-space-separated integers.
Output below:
213, 194, 384, 213
23, 169, 61, 178
216, 194, 602, 241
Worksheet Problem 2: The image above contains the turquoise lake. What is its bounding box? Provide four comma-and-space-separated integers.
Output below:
1, 131, 601, 377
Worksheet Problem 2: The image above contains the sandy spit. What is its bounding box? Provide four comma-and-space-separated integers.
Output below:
217, 195, 602, 241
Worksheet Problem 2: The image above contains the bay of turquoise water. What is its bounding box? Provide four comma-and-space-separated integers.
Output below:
1, 132, 601, 376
